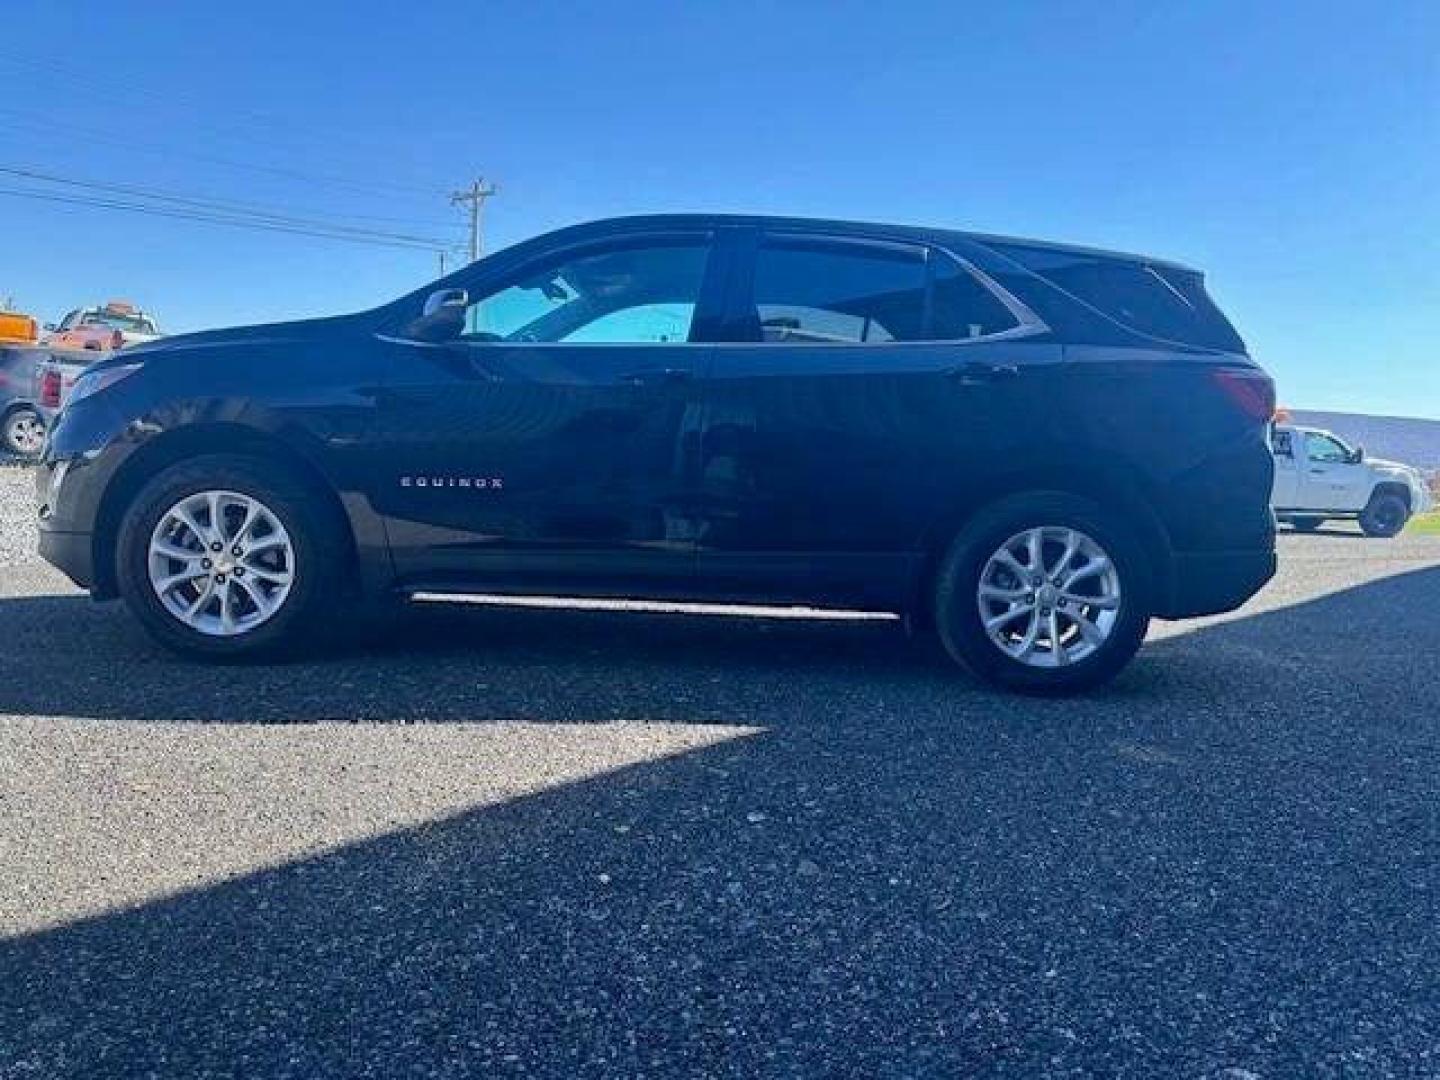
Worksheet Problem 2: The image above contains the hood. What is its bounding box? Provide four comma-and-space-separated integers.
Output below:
1367, 456, 1420, 478
120, 312, 370, 358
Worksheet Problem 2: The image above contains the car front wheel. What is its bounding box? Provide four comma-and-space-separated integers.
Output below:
1359, 492, 1409, 538
933, 493, 1152, 694
3, 407, 46, 457
115, 455, 344, 658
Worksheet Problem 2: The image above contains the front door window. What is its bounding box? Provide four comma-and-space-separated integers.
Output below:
462, 241, 711, 345
1304, 432, 1351, 464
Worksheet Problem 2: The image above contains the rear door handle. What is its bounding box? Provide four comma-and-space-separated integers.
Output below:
619, 367, 692, 386
944, 361, 1020, 384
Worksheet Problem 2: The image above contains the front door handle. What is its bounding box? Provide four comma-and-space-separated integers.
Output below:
944, 361, 1021, 384
619, 367, 692, 386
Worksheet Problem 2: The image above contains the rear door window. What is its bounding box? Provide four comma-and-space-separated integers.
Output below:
745, 237, 1020, 343
928, 252, 1023, 339
752, 239, 927, 343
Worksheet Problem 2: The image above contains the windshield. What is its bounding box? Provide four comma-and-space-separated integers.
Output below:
79, 311, 156, 333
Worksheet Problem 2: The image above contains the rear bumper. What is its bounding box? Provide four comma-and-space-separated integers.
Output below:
39, 527, 96, 592
1158, 548, 1276, 619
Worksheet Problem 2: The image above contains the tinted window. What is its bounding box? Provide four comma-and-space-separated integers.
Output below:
992, 244, 1246, 353
930, 254, 1020, 339
1271, 429, 1294, 458
462, 240, 710, 344
749, 239, 1017, 343
752, 240, 926, 343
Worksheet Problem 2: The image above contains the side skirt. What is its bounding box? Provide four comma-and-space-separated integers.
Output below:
406, 591, 900, 622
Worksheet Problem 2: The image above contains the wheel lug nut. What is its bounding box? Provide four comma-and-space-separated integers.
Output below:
211, 542, 222, 553
232, 547, 243, 557
234, 567, 245, 577
1041, 608, 1051, 617
201, 559, 212, 570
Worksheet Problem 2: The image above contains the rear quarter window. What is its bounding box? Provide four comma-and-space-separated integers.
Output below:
991, 244, 1246, 353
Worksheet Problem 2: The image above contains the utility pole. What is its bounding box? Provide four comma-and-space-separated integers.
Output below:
451, 177, 497, 262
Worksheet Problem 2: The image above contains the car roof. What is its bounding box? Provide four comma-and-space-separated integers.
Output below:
565, 213, 1200, 273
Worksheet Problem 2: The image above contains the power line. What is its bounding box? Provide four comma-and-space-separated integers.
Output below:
0, 106, 449, 204
0, 53, 450, 195
0, 184, 460, 253
0, 163, 458, 247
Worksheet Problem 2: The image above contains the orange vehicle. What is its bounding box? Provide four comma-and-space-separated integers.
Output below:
0, 304, 39, 346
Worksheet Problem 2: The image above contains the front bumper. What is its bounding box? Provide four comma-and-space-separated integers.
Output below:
1158, 548, 1277, 619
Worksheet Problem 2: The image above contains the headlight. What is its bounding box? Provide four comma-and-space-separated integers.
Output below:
67, 363, 143, 407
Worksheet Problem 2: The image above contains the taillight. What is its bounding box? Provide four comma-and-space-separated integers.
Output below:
1210, 367, 1275, 423
39, 369, 62, 409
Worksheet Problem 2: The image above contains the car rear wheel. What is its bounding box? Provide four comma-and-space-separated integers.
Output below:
116, 455, 345, 658
933, 492, 1152, 694
1359, 492, 1409, 538
3, 407, 46, 457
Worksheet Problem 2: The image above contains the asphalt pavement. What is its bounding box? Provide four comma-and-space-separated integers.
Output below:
1, 460, 1436, 1078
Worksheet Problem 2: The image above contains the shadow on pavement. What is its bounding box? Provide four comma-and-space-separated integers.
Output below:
2, 568, 1438, 1075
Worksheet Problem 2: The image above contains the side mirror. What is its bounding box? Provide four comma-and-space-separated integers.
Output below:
405, 288, 468, 342
43, 323, 56, 332
1351, 446, 1365, 464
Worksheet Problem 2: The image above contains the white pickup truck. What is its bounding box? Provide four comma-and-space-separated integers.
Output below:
1271, 423, 1434, 536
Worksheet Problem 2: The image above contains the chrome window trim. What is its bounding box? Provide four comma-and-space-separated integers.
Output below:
380, 229, 1051, 349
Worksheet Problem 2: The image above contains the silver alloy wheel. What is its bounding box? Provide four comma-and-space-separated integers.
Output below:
5, 410, 45, 456
976, 526, 1122, 668
147, 489, 295, 637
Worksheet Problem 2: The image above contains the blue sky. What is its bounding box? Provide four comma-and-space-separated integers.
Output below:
2, 0, 1436, 417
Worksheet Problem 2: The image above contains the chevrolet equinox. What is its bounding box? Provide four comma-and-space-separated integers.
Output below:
37, 214, 1277, 693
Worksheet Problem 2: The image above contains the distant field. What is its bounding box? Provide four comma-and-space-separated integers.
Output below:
1408, 511, 1440, 536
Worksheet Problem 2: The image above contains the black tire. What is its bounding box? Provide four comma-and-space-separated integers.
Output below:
2, 406, 46, 458
1359, 492, 1409, 538
115, 455, 347, 659
932, 492, 1152, 695
1288, 517, 1324, 533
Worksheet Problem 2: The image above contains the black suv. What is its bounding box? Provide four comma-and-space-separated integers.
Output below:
37, 214, 1276, 692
